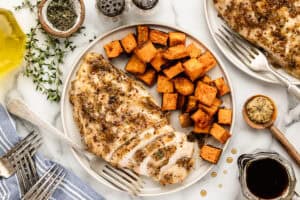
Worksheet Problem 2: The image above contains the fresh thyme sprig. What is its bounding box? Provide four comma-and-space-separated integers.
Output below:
15, 0, 95, 102
14, 0, 40, 11
24, 24, 77, 102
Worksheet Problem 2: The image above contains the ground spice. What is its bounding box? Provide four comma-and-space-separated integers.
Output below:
246, 96, 274, 124
47, 0, 77, 31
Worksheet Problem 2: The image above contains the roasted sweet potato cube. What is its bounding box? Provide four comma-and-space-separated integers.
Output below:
136, 25, 149, 45
163, 45, 189, 60
104, 40, 123, 58
173, 77, 194, 96
193, 124, 211, 134
179, 113, 193, 128
185, 96, 198, 113
177, 95, 186, 110
157, 75, 174, 93
163, 62, 184, 79
150, 50, 167, 71
201, 75, 212, 84
199, 98, 222, 116
195, 82, 217, 106
169, 32, 186, 46
125, 54, 146, 74
149, 29, 169, 46
134, 41, 157, 63
137, 68, 156, 86
210, 123, 231, 144
191, 109, 211, 128
198, 51, 217, 74
121, 33, 137, 54
214, 77, 230, 96
186, 43, 203, 58
218, 108, 232, 125
162, 93, 178, 111
200, 145, 222, 164
183, 58, 205, 81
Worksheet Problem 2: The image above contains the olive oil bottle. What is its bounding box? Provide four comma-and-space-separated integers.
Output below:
0, 9, 26, 77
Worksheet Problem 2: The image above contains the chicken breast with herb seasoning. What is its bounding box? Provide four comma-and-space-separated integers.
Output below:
69, 52, 194, 185
214, 0, 300, 78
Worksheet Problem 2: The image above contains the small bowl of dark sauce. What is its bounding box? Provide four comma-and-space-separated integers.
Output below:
238, 151, 296, 200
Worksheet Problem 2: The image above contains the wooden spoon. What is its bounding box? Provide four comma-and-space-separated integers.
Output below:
243, 94, 300, 166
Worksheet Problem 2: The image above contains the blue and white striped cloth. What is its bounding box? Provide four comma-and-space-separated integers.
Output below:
0, 104, 105, 200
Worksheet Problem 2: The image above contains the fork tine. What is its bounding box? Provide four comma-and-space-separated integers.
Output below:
218, 28, 253, 63
99, 173, 128, 192
21, 154, 34, 186
32, 169, 65, 200
216, 32, 253, 68
7, 132, 41, 158
121, 168, 145, 185
103, 167, 140, 194
4, 131, 37, 158
15, 157, 30, 192
22, 165, 58, 200
24, 151, 39, 184
36, 172, 66, 200
222, 25, 259, 55
106, 165, 144, 189
8, 134, 42, 163
15, 163, 26, 196
222, 25, 257, 58
102, 165, 140, 195
105, 167, 143, 191
26, 153, 39, 183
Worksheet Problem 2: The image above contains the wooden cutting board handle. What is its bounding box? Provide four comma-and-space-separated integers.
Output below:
270, 125, 300, 167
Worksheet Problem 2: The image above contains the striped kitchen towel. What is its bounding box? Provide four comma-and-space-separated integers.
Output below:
0, 104, 105, 200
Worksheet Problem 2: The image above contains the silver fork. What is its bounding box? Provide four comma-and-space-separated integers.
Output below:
92, 162, 144, 195
12, 150, 39, 195
7, 98, 145, 196
0, 131, 42, 178
7, 131, 41, 195
22, 164, 66, 200
216, 25, 300, 100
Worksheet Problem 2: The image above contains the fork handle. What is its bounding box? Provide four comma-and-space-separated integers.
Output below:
6, 99, 85, 151
288, 84, 300, 101
270, 125, 300, 166
267, 67, 300, 101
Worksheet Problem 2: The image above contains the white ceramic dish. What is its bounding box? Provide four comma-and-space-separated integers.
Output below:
61, 23, 236, 196
204, 0, 300, 85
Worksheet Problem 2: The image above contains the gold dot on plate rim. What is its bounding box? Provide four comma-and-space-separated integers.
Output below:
218, 184, 223, 188
223, 170, 228, 174
226, 157, 233, 164
210, 171, 217, 177
200, 189, 207, 197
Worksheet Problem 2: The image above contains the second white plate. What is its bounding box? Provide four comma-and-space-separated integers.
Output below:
204, 0, 300, 85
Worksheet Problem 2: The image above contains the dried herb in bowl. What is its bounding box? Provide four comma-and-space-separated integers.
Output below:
47, 0, 77, 31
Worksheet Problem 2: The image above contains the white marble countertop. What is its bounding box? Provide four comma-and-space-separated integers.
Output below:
0, 0, 300, 199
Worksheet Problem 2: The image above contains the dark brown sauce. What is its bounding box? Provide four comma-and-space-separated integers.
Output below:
246, 158, 289, 199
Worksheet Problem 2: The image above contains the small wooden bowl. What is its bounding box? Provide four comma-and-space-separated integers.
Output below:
38, 0, 85, 38
242, 94, 278, 129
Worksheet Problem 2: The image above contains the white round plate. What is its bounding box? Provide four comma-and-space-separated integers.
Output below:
204, 0, 300, 85
61, 23, 235, 196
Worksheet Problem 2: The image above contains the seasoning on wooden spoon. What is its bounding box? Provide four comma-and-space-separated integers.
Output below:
245, 96, 274, 124
243, 95, 300, 166
47, 0, 77, 31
